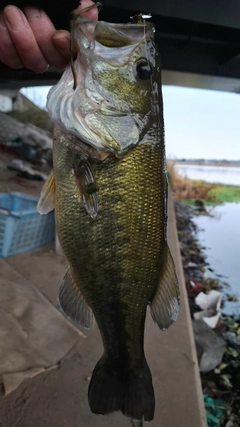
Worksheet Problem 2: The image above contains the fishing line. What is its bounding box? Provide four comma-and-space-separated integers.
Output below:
143, 14, 147, 58
129, 12, 154, 349
144, 14, 156, 341
143, 14, 155, 101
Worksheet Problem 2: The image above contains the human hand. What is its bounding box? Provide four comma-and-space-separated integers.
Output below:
0, 0, 98, 73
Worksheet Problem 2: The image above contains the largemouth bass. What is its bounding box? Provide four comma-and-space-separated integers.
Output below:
38, 11, 180, 422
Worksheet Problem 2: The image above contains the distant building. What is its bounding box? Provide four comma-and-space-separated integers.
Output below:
0, 90, 40, 113
0, 90, 17, 112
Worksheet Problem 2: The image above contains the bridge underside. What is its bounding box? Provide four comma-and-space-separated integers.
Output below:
1, 0, 240, 92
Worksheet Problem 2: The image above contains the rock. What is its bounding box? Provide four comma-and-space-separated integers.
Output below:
194, 310, 221, 329
185, 262, 198, 268
192, 320, 226, 373
222, 332, 240, 351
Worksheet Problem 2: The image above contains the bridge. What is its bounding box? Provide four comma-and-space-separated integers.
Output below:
1, 0, 240, 92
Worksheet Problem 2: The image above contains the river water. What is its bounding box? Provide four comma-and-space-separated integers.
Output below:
194, 203, 240, 315
176, 163, 240, 186
176, 164, 240, 315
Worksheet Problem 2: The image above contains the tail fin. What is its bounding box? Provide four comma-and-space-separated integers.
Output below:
88, 356, 155, 422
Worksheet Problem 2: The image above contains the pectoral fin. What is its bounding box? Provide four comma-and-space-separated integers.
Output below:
37, 169, 55, 214
74, 160, 98, 219
58, 267, 95, 329
150, 245, 180, 330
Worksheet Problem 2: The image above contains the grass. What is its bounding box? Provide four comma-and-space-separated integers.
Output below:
167, 161, 240, 204
209, 184, 240, 203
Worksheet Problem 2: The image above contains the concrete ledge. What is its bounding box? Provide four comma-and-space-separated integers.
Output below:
143, 193, 207, 426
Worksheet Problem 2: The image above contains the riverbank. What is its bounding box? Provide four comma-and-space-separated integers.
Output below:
172, 182, 240, 205
167, 161, 240, 204
174, 202, 240, 427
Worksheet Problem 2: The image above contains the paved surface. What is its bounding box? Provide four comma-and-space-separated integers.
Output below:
0, 259, 82, 374
0, 195, 207, 427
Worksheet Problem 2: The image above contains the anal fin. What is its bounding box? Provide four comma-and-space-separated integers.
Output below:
58, 268, 95, 329
150, 244, 180, 330
37, 169, 55, 214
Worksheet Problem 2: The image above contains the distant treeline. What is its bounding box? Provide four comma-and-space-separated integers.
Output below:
170, 159, 240, 166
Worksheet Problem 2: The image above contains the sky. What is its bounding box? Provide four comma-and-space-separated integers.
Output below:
21, 85, 240, 161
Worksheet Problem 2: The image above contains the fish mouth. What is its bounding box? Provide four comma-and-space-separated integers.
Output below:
47, 15, 154, 157
81, 16, 155, 48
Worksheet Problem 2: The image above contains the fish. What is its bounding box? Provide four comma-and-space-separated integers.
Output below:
38, 10, 180, 422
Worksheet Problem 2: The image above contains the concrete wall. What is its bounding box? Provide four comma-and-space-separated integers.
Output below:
0, 93, 13, 112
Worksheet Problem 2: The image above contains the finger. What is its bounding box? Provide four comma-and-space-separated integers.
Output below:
3, 6, 48, 73
74, 0, 99, 20
52, 30, 71, 61
23, 7, 69, 69
52, 0, 99, 61
0, 11, 23, 68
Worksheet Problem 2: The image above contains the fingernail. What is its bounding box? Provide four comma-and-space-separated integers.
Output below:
0, 12, 6, 28
4, 6, 25, 31
24, 7, 41, 22
53, 33, 69, 45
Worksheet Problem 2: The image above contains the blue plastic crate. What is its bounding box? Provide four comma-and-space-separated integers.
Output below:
0, 192, 55, 258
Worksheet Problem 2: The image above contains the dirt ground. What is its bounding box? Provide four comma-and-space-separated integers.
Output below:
0, 155, 206, 427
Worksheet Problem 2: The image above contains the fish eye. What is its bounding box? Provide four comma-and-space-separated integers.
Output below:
136, 60, 152, 80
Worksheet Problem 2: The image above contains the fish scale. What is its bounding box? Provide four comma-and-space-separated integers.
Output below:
54, 132, 164, 358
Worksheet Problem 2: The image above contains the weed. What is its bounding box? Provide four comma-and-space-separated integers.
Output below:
167, 161, 240, 204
